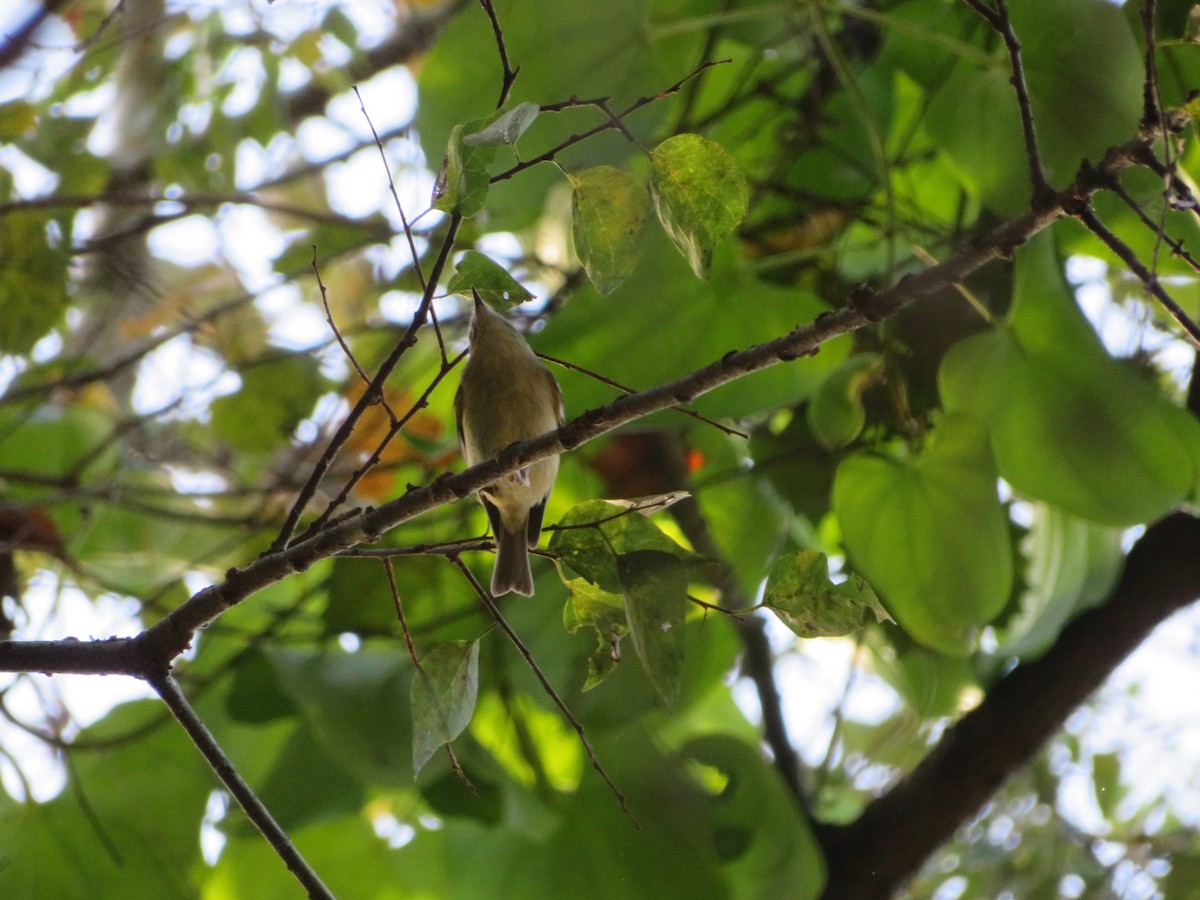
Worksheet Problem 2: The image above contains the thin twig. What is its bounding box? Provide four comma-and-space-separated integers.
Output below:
352, 87, 428, 293
149, 673, 334, 900
1076, 203, 1200, 348
490, 60, 729, 186
272, 212, 463, 551
537, 352, 748, 438
298, 348, 467, 540
963, 0, 1052, 204
1110, 181, 1200, 274
312, 246, 381, 393
478, 0, 520, 108
1138, 0, 1173, 278
449, 555, 637, 824
382, 558, 421, 668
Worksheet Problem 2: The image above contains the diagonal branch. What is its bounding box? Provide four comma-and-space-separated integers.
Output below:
818, 512, 1200, 899
150, 672, 334, 900
1, 114, 1186, 678
962, 0, 1052, 205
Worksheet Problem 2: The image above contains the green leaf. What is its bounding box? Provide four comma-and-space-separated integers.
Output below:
650, 134, 749, 278
807, 352, 884, 450
411, 639, 480, 776
562, 576, 628, 690
548, 498, 711, 594
463, 101, 540, 147
683, 735, 827, 899
211, 355, 325, 453
251, 724, 366, 832
570, 165, 649, 294
0, 100, 37, 140
1091, 751, 1122, 821
537, 235, 848, 421
226, 646, 299, 723
446, 249, 533, 310
268, 648, 415, 785
833, 414, 1014, 654
764, 550, 892, 639
0, 212, 70, 354
993, 503, 1123, 660
618, 549, 688, 708
433, 116, 499, 217
939, 232, 1200, 526
0, 405, 116, 488
0, 701, 210, 900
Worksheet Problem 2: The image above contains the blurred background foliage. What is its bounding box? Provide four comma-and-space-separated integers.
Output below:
2, 0, 1200, 897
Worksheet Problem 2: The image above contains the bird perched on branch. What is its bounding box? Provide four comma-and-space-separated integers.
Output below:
455, 291, 563, 596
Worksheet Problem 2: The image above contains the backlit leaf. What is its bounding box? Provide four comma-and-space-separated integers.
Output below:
570, 165, 649, 294
650, 134, 749, 278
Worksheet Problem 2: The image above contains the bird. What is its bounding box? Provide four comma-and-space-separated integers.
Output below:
454, 292, 563, 596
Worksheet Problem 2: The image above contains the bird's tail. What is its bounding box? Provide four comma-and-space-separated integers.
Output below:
492, 520, 534, 596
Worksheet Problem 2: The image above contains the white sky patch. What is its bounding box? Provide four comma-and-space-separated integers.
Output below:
255, 282, 329, 349
0, 574, 154, 802
0, 145, 57, 197
218, 204, 287, 290
149, 214, 221, 267
132, 334, 237, 419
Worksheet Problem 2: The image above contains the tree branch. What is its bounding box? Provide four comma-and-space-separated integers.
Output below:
819, 512, 1200, 898
1, 113, 1186, 688
150, 673, 334, 900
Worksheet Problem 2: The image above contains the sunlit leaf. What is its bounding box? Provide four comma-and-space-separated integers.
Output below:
834, 414, 1013, 654
764, 550, 891, 639
548, 498, 712, 594
433, 116, 498, 217
463, 102, 540, 147
562, 575, 628, 690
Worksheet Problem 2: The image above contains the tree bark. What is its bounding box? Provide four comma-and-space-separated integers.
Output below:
819, 512, 1200, 898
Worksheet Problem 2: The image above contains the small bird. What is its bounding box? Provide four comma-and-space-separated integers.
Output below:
455, 292, 563, 596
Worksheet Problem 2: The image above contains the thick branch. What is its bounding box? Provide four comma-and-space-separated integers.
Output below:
820, 512, 1200, 899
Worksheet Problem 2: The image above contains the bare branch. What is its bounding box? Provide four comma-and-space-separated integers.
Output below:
962, 0, 1052, 204
537, 352, 748, 438
150, 673, 334, 900
478, 0, 520, 108
1076, 203, 1200, 347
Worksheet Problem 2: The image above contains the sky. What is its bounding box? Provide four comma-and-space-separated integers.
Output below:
3, 0, 1200, 878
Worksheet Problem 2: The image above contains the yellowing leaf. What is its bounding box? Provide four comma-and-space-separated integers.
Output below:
650, 134, 749, 279
764, 550, 891, 639
0, 213, 69, 355
570, 165, 649, 295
